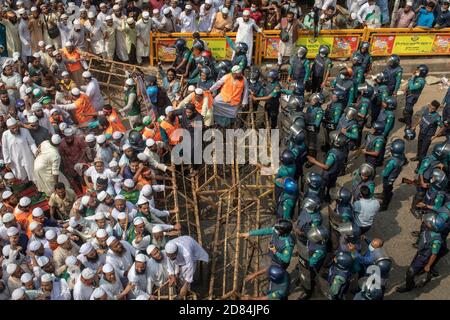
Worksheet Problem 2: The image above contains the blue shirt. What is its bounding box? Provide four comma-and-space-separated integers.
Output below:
417, 8, 435, 27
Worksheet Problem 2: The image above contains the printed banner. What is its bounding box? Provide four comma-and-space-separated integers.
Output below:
263, 35, 360, 59
371, 34, 450, 55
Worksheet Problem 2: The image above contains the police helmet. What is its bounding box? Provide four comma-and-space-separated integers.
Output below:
417, 64, 429, 78
360, 41, 370, 50
292, 116, 306, 131
372, 121, 385, 135
359, 163, 375, 178
331, 88, 346, 101
297, 46, 308, 58
335, 251, 353, 270
236, 42, 248, 54
268, 265, 285, 284
404, 128, 416, 141
390, 139, 405, 155
250, 67, 261, 82
283, 177, 298, 195
200, 67, 211, 78
384, 96, 397, 110
431, 168, 448, 190
428, 214, 445, 233
16, 99, 25, 111
307, 225, 329, 243
387, 54, 400, 67
281, 149, 295, 165
345, 107, 358, 120
337, 187, 352, 205
191, 39, 205, 51
267, 69, 279, 81
302, 197, 319, 213
361, 279, 383, 300
432, 142, 450, 160
376, 258, 392, 278
375, 72, 388, 84
360, 83, 374, 98
306, 172, 323, 190
319, 45, 330, 57
286, 95, 303, 110
128, 130, 144, 147
292, 130, 305, 145
310, 92, 325, 104
331, 131, 347, 148
194, 56, 203, 64
174, 38, 187, 51
216, 60, 232, 72
274, 219, 293, 236
199, 56, 212, 67
352, 52, 364, 65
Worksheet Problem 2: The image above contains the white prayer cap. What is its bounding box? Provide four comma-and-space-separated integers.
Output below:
7, 226, 18, 237
32, 207, 44, 218
112, 131, 123, 140
92, 287, 106, 299
16, 0, 23, 5
97, 191, 107, 202
61, 14, 68, 19
81, 195, 91, 206
96, 134, 107, 144
32, 53, 41, 60
25, 87, 33, 95
85, 134, 96, 143
6, 263, 17, 275
142, 11, 150, 19
2, 245, 10, 256
117, 212, 127, 220
11, 288, 25, 300
102, 263, 114, 273
96, 229, 107, 238
165, 241, 178, 254
41, 273, 53, 283
19, 196, 31, 207
115, 195, 125, 201
51, 134, 62, 145
146, 138, 155, 147
28, 115, 38, 123
61, 71, 70, 77
137, 153, 148, 162
94, 211, 106, 220
133, 217, 144, 226
31, 6, 38, 12
231, 65, 242, 73
124, 179, 135, 188
2, 213, 14, 223
185, 4, 192, 9
137, 196, 148, 206
122, 143, 132, 151
37, 256, 49, 267
17, 8, 25, 15
105, 15, 113, 20
29, 240, 42, 251
205, 0, 212, 4
65, 41, 73, 47
57, 233, 69, 245
135, 253, 146, 262
13, 52, 21, 61
109, 159, 118, 168
80, 242, 94, 255
29, 221, 40, 232
45, 44, 52, 50
6, 118, 17, 127
106, 236, 117, 246
113, 4, 120, 10
221, 7, 229, 14
243, 9, 250, 16
87, 11, 95, 18
45, 229, 57, 240
20, 273, 33, 283
146, 244, 157, 255
38, 41, 44, 47
2, 190, 13, 199
125, 78, 134, 86
406, 0, 413, 6
23, 76, 30, 83
71, 88, 80, 96
126, 17, 135, 24
65, 255, 77, 267
50, 108, 59, 115
69, 216, 79, 228
165, 106, 174, 115
82, 71, 92, 78
73, 19, 81, 27
152, 225, 163, 233
4, 172, 14, 180
141, 184, 153, 196
99, 3, 107, 7
31, 102, 42, 111
188, 85, 195, 92
153, 9, 159, 14
163, 7, 171, 14
195, 88, 204, 95
81, 267, 95, 280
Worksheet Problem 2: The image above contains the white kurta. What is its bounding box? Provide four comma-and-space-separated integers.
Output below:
84, 19, 106, 56
104, 25, 116, 60
198, 5, 216, 32
2, 128, 37, 182
127, 262, 153, 298
73, 277, 94, 300
84, 78, 104, 111
1, 73, 22, 101
49, 278, 72, 300
136, 19, 152, 63
112, 15, 129, 62
34, 140, 70, 196
105, 240, 136, 280
179, 11, 197, 33
18, 19, 32, 59
234, 17, 261, 66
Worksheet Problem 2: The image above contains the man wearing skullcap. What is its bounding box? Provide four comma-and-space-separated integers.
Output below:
177, 88, 213, 126
105, 236, 136, 282
6, 263, 25, 292
146, 244, 170, 289
40, 4, 60, 49
210, 7, 232, 33
34, 135, 72, 196
40, 273, 71, 300
1, 11, 21, 57
179, 4, 197, 32
119, 77, 141, 128
99, 263, 135, 299
126, 253, 155, 298
28, 6, 44, 53
136, 11, 152, 65
79, 242, 106, 271
151, 9, 165, 31
73, 267, 97, 300
27, 113, 51, 147
104, 15, 117, 60
112, 5, 129, 62
53, 234, 80, 276
81, 71, 104, 111
18, 9, 32, 63
56, 87, 96, 124
61, 40, 85, 86
2, 117, 37, 183
59, 127, 90, 180
1, 62, 21, 101
84, 12, 106, 58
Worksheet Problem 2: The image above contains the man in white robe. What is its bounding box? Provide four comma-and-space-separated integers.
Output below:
73, 268, 96, 300
112, 5, 129, 62
18, 9, 32, 63
84, 12, 106, 57
198, 0, 216, 32
2, 118, 37, 183
233, 10, 264, 66
105, 236, 136, 282
40, 273, 71, 300
81, 71, 104, 111
136, 12, 152, 65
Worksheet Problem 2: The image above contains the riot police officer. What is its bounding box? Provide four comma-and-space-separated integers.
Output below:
361, 121, 386, 173
242, 265, 290, 300
329, 187, 354, 251
287, 130, 308, 184
383, 54, 403, 97
304, 172, 323, 203
248, 67, 265, 100
304, 93, 325, 160
225, 35, 249, 71
173, 38, 193, 75
307, 132, 347, 203
288, 46, 310, 106
310, 45, 333, 93
399, 64, 428, 128
370, 72, 389, 127
376, 96, 397, 139
322, 89, 345, 152
397, 213, 445, 292
295, 197, 322, 244
275, 177, 299, 220
416, 169, 448, 215
296, 225, 329, 300
332, 67, 355, 108
354, 277, 383, 300
355, 84, 374, 145
380, 139, 407, 211
327, 251, 354, 300
351, 163, 375, 201
410, 100, 443, 164
351, 53, 365, 89
274, 149, 297, 200
336, 107, 359, 151
215, 60, 233, 80
241, 219, 295, 270
353, 41, 372, 74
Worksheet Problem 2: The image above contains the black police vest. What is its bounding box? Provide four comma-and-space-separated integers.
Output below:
249, 81, 263, 96
291, 56, 307, 81
424, 187, 446, 206
419, 110, 439, 136
328, 265, 352, 298
336, 116, 357, 133
384, 66, 402, 90
324, 102, 343, 125
305, 105, 321, 126
331, 204, 354, 225
334, 76, 354, 102
423, 157, 441, 181
418, 230, 442, 258
360, 51, 371, 72
232, 54, 247, 70
385, 156, 405, 184
365, 134, 386, 167
297, 210, 322, 235
352, 65, 365, 84
276, 192, 298, 218
322, 147, 346, 180
269, 233, 294, 269
312, 55, 327, 78
267, 274, 290, 300
437, 204, 450, 239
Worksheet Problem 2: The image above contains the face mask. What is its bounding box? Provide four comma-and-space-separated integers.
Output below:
250, 79, 256, 84
251, 7, 256, 12
319, 53, 325, 58
368, 244, 375, 251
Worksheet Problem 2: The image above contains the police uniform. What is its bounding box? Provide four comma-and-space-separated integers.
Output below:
352, 64, 365, 90
371, 83, 389, 126
310, 53, 333, 93
351, 170, 375, 201
403, 75, 426, 128
287, 140, 308, 183
276, 190, 298, 220
329, 204, 353, 251
296, 209, 322, 244
376, 108, 395, 139
305, 103, 324, 157
353, 49, 372, 74
442, 87, 450, 138
322, 101, 344, 150
381, 154, 406, 210
332, 75, 355, 108
411, 155, 442, 212
416, 108, 443, 164
364, 133, 386, 171
336, 114, 359, 151
355, 96, 371, 146
327, 263, 352, 300
274, 164, 296, 200
289, 55, 310, 104
383, 64, 403, 96
266, 270, 290, 300
321, 146, 347, 201
264, 80, 291, 129
296, 237, 327, 297
174, 48, 193, 75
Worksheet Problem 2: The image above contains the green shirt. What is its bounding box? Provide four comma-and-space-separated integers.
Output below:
120, 189, 140, 205
275, 165, 296, 187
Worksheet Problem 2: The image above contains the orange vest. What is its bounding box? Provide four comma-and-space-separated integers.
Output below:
13, 207, 31, 233
190, 91, 213, 114
143, 124, 163, 142
160, 117, 181, 145
62, 48, 82, 73
220, 74, 245, 106
105, 110, 126, 135
74, 94, 96, 124
25, 215, 36, 239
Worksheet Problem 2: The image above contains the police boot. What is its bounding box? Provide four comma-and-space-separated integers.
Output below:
396, 268, 416, 293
